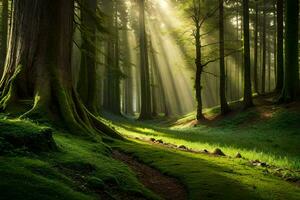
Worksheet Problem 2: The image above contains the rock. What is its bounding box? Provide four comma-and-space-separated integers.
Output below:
178, 145, 187, 150
235, 152, 242, 158
157, 139, 164, 144
213, 148, 225, 156
150, 138, 156, 142
203, 149, 209, 153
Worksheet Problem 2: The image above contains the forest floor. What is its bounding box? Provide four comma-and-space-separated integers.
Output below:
0, 96, 300, 199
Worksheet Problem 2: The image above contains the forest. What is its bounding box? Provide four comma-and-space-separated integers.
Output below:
0, 0, 299, 199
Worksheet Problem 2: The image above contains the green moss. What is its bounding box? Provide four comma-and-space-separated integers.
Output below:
0, 117, 158, 200
113, 140, 300, 200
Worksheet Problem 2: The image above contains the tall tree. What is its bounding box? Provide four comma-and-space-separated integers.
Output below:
261, 0, 267, 94
253, 0, 259, 93
77, 0, 98, 114
280, 0, 299, 102
138, 0, 152, 120
219, 0, 229, 115
0, 0, 8, 75
275, 0, 283, 93
243, 0, 253, 108
0, 0, 120, 138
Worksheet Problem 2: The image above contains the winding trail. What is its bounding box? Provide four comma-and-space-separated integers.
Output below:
112, 150, 188, 200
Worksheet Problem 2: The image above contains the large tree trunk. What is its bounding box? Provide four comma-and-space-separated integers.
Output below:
280, 0, 299, 102
0, 0, 8, 75
0, 0, 121, 139
77, 0, 98, 114
243, 0, 253, 108
275, 0, 284, 93
138, 0, 152, 120
219, 0, 229, 115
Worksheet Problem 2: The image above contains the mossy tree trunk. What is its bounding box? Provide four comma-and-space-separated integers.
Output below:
280, 0, 299, 102
0, 0, 121, 139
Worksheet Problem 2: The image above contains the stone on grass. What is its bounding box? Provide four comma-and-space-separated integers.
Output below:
157, 139, 164, 144
213, 148, 226, 156
178, 145, 187, 150
150, 138, 156, 142
235, 152, 242, 158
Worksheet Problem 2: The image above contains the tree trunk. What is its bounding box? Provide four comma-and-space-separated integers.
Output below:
243, 0, 253, 108
0, 0, 8, 75
254, 0, 259, 93
261, 0, 267, 94
219, 0, 229, 115
275, 0, 284, 93
0, 0, 121, 139
280, 0, 299, 102
77, 0, 98, 114
138, 0, 152, 120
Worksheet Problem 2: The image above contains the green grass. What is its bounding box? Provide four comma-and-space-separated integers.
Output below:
0, 118, 159, 200
108, 108, 300, 170
112, 139, 300, 200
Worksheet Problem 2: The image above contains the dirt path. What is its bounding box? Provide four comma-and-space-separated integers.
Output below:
112, 150, 187, 200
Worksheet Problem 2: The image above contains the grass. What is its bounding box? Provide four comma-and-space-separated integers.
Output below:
107, 106, 300, 170
0, 101, 300, 200
112, 139, 300, 200
0, 118, 159, 200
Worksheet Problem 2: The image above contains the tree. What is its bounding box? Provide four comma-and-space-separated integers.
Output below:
261, 0, 267, 94
0, 0, 8, 75
242, 0, 253, 108
219, 0, 230, 115
280, 0, 299, 102
253, 0, 259, 93
77, 0, 98, 114
0, 0, 121, 138
138, 0, 152, 120
275, 0, 283, 93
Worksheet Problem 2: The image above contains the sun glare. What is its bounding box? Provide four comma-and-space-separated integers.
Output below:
158, 0, 169, 9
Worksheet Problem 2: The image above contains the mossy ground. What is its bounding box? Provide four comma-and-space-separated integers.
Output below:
0, 100, 300, 200
0, 118, 159, 200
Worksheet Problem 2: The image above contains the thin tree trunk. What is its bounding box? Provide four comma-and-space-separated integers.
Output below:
275, 0, 284, 92
243, 0, 253, 108
261, 0, 267, 94
254, 0, 259, 93
219, 0, 229, 115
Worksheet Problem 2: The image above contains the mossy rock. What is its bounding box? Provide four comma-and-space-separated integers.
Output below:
0, 128, 57, 153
